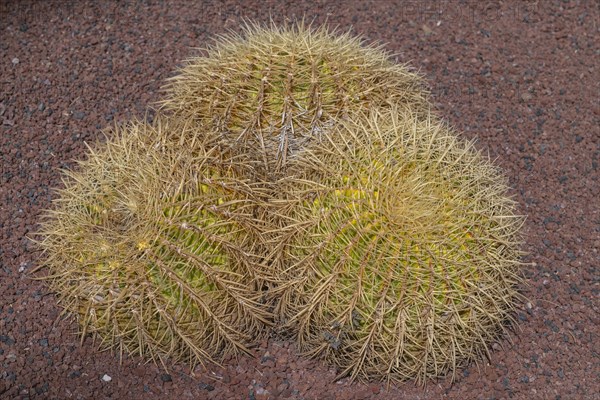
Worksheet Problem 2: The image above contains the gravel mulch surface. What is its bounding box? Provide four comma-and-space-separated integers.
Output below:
1, 1, 598, 399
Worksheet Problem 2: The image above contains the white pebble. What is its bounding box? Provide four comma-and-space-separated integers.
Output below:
102, 374, 112, 382
11, 58, 19, 65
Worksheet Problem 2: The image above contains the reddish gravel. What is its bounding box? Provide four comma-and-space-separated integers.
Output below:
1, 1, 598, 399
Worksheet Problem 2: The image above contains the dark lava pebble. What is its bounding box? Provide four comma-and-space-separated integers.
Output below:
1, 1, 598, 399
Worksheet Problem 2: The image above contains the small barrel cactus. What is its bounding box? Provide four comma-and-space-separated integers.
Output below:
36, 117, 273, 367
276, 108, 525, 383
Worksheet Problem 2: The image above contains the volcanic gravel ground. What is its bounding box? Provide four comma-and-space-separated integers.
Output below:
1, 1, 598, 399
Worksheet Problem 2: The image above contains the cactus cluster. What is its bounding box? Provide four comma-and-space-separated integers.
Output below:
36, 22, 525, 384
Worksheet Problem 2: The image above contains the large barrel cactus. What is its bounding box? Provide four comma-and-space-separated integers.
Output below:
276, 108, 525, 383
36, 117, 273, 366
160, 22, 428, 180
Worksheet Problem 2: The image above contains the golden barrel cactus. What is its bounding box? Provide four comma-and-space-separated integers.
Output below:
277, 108, 525, 383
160, 22, 428, 180
36, 117, 273, 367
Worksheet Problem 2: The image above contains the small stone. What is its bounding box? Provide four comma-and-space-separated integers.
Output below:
0, 335, 15, 345
73, 111, 86, 120
255, 387, 268, 396
102, 374, 112, 382
69, 371, 81, 379
276, 382, 289, 394
160, 373, 172, 382
12, 58, 19, 65
199, 382, 215, 391
35, 382, 49, 394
